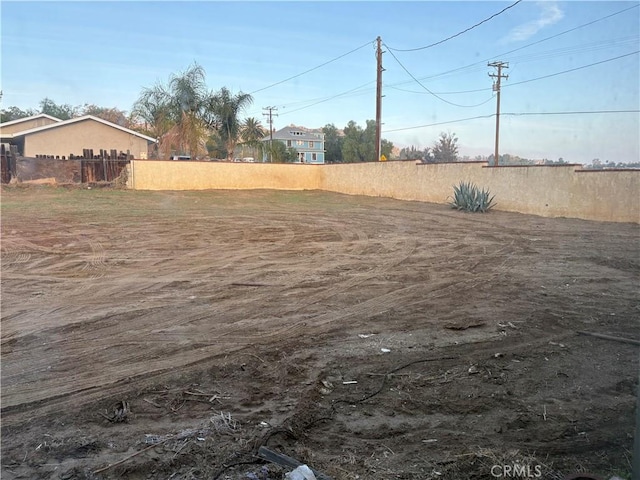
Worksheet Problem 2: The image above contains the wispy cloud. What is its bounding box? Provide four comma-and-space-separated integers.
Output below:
503, 1, 564, 43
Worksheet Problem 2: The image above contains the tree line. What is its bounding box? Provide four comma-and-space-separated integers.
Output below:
1, 62, 400, 162
1, 100, 131, 127
396, 132, 460, 163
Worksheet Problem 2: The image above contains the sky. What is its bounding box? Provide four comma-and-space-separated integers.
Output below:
1, 0, 638, 163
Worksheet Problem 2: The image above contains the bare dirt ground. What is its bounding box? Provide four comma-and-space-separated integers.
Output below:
1, 185, 638, 480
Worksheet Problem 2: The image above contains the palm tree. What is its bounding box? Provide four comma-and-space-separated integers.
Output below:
167, 63, 208, 158
132, 62, 209, 159
240, 117, 265, 160
207, 87, 253, 161
131, 83, 173, 158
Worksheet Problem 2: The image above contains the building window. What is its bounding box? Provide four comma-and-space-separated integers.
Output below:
312, 153, 317, 161
286, 140, 292, 147
309, 141, 314, 148
297, 140, 304, 146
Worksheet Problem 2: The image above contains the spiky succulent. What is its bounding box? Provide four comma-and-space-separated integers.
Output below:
449, 181, 496, 213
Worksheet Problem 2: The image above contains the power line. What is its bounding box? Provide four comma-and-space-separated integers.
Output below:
387, 49, 640, 97
505, 110, 639, 116
248, 4, 637, 119
384, 114, 495, 132
494, 3, 639, 61
249, 39, 375, 95
504, 50, 639, 88
384, 45, 496, 108
279, 81, 374, 116
248, 5, 638, 119
382, 110, 640, 133
249, 47, 636, 121
505, 35, 639, 64
384, 4, 639, 90
387, 0, 523, 52
386, 84, 490, 95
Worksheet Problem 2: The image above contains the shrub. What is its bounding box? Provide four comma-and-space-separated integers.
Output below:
450, 181, 496, 213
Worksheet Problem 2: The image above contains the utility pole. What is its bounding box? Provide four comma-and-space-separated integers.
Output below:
262, 106, 278, 162
488, 61, 508, 167
375, 36, 384, 162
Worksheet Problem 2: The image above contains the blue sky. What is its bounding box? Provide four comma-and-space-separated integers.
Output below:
1, 1, 638, 163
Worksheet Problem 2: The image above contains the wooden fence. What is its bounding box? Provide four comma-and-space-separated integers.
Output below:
81, 159, 129, 183
1, 156, 129, 184
1, 144, 18, 184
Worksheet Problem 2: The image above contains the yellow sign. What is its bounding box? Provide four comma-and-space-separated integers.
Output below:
380, 155, 387, 162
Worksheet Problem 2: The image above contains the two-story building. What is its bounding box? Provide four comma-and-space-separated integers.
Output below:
264, 125, 325, 164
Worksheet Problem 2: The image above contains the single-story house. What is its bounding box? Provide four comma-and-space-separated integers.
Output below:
0, 113, 61, 134
0, 114, 157, 159
263, 125, 325, 164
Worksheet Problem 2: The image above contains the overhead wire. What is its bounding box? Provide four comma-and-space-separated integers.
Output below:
384, 3, 639, 89
245, 4, 638, 121
386, 49, 639, 97
504, 50, 639, 88
280, 81, 374, 116
383, 110, 640, 133
387, 0, 523, 52
384, 44, 496, 107
248, 39, 375, 95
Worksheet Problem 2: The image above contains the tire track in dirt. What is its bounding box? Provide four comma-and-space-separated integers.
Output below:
0, 222, 408, 415
79, 240, 107, 282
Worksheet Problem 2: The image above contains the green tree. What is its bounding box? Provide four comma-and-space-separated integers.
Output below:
361, 120, 377, 161
206, 131, 226, 159
131, 83, 174, 158
341, 120, 390, 162
132, 62, 209, 159
0, 106, 37, 122
267, 141, 297, 163
322, 123, 343, 163
432, 131, 459, 163
39, 98, 77, 120
206, 87, 253, 161
381, 138, 394, 160
399, 145, 431, 161
167, 63, 209, 158
239, 117, 265, 159
342, 120, 365, 163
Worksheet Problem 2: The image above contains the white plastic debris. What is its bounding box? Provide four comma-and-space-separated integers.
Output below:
380, 348, 391, 353
358, 334, 375, 338
285, 464, 317, 480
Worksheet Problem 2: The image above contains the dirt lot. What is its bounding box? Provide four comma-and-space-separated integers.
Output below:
1, 185, 638, 480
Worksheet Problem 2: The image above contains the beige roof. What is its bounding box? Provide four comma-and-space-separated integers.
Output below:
9, 115, 158, 143
0, 113, 62, 128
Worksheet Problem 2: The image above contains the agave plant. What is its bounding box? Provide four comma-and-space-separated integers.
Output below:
450, 181, 496, 213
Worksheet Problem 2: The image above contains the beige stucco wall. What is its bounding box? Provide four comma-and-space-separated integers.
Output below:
1, 117, 59, 135
22, 119, 150, 158
129, 160, 321, 191
129, 160, 640, 223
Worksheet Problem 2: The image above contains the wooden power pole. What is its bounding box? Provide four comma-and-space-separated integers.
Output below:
262, 106, 278, 162
488, 61, 508, 167
375, 36, 384, 162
